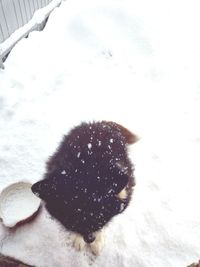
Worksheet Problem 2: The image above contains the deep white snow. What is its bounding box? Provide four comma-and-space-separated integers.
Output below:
0, 0, 200, 266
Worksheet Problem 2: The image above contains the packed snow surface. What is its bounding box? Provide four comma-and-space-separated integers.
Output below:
0, 0, 200, 266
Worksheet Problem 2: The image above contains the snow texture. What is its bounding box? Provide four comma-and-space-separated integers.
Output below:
0, 182, 40, 227
0, 0, 200, 266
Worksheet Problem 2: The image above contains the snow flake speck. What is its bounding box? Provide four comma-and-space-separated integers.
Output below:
120, 203, 125, 212
88, 143, 92, 149
108, 189, 113, 194
61, 170, 66, 175
98, 196, 102, 202
77, 152, 81, 158
99, 213, 104, 218
98, 141, 102, 146
110, 138, 114, 143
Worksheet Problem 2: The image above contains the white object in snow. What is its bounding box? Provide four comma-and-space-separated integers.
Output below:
0, 182, 41, 227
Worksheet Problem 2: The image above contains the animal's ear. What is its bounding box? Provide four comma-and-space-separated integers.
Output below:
31, 180, 48, 200
106, 121, 140, 144
116, 123, 139, 144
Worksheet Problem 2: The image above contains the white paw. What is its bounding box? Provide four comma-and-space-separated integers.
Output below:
73, 234, 86, 251
90, 231, 105, 255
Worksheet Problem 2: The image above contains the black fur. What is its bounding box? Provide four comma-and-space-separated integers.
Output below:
32, 121, 136, 242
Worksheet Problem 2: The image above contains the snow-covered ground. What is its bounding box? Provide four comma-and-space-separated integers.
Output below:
0, 0, 200, 266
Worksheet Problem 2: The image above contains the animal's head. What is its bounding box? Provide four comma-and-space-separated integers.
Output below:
31, 169, 130, 243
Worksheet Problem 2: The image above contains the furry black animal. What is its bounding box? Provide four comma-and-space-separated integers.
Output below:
32, 121, 137, 243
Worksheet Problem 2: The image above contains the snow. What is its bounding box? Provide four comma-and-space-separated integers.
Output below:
0, 0, 63, 59
0, 0, 200, 266
88, 143, 92, 149
0, 182, 40, 227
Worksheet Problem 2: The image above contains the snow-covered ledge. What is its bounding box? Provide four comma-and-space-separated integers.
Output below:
0, 0, 63, 69
0, 55, 4, 69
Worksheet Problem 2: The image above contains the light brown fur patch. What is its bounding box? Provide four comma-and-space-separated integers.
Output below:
117, 188, 127, 199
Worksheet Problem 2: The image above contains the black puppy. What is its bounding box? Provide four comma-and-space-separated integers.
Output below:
32, 121, 138, 254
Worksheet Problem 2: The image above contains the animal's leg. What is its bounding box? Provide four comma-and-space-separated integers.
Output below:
90, 230, 105, 255
72, 233, 86, 251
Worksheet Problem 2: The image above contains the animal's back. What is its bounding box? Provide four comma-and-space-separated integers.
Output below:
46, 121, 137, 176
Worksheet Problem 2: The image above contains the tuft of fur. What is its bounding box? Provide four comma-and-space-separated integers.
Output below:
31, 121, 137, 243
